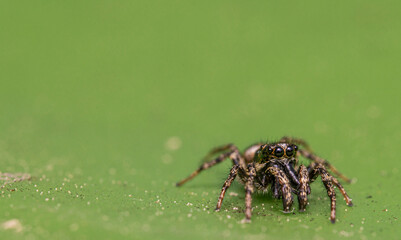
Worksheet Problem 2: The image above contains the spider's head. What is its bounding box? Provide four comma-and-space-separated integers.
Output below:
255, 143, 298, 163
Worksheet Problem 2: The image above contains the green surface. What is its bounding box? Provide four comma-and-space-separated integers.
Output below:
1, 1, 400, 239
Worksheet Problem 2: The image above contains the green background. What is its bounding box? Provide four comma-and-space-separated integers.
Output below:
1, 1, 400, 239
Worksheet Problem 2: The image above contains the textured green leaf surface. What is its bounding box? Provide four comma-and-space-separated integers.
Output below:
1, 1, 400, 239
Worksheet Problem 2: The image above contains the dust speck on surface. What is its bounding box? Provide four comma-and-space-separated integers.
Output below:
109, 168, 116, 175
165, 136, 182, 151
46, 164, 54, 171
69, 223, 79, 232
162, 153, 173, 164
366, 105, 381, 119
314, 121, 328, 134
339, 230, 354, 237
2, 219, 23, 232
222, 230, 231, 237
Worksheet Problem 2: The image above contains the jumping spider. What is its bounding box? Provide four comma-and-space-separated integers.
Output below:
176, 137, 353, 223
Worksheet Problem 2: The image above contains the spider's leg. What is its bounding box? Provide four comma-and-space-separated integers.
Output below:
331, 174, 353, 206
215, 153, 241, 211
279, 136, 312, 152
202, 144, 236, 162
176, 146, 238, 187
244, 163, 256, 222
299, 149, 352, 183
309, 163, 353, 223
267, 166, 293, 212
279, 136, 350, 183
310, 164, 337, 223
297, 164, 310, 212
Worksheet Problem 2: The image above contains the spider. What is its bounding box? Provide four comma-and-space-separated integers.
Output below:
176, 136, 353, 223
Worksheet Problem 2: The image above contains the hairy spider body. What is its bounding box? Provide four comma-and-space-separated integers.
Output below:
176, 137, 353, 223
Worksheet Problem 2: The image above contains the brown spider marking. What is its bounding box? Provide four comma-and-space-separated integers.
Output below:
176, 136, 353, 223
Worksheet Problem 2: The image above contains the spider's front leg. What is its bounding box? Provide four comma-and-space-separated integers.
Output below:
309, 163, 353, 223
267, 166, 293, 212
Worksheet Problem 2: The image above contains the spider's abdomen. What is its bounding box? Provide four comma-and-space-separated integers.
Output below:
243, 144, 263, 163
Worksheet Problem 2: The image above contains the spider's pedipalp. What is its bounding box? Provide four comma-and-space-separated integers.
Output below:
283, 162, 300, 186
271, 178, 281, 199
267, 166, 293, 212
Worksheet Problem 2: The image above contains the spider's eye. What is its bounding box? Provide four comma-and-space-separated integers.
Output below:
274, 147, 284, 157
286, 146, 294, 157
267, 146, 273, 154
294, 145, 298, 151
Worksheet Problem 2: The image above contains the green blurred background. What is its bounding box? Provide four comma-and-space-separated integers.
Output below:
1, 1, 400, 239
